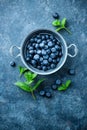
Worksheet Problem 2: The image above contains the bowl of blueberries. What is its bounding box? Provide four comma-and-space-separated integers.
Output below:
10, 29, 78, 75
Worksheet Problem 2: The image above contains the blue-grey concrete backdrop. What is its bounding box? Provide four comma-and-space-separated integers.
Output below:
0, 0, 87, 130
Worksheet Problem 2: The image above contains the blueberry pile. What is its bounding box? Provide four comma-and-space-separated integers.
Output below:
24, 33, 63, 71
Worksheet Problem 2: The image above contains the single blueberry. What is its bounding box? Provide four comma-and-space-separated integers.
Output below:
51, 84, 57, 90
31, 60, 37, 65
49, 35, 54, 40
50, 53, 56, 58
57, 58, 60, 63
40, 42, 44, 48
43, 60, 48, 65
26, 57, 30, 62
35, 44, 39, 49
37, 39, 41, 43
55, 79, 62, 85
29, 50, 34, 54
48, 41, 53, 47
29, 46, 34, 50
51, 64, 56, 69
41, 35, 45, 40
43, 55, 49, 60
51, 47, 56, 53
44, 45, 48, 49
45, 92, 52, 98
42, 50, 46, 55
53, 59, 57, 64
10, 61, 16, 67
46, 49, 51, 54
45, 34, 49, 39
37, 66, 42, 70
42, 66, 47, 71
53, 39, 56, 43
37, 50, 42, 55
47, 66, 51, 70
55, 45, 60, 50
34, 54, 40, 60
34, 38, 38, 42
40, 57, 43, 62
48, 57, 52, 62
37, 35, 41, 39
68, 69, 75, 75
58, 52, 63, 57
30, 38, 34, 43
39, 90, 45, 96
53, 12, 59, 19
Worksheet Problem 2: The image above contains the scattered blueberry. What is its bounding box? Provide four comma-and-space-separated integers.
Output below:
55, 79, 62, 85
48, 41, 53, 47
42, 66, 47, 71
53, 12, 59, 19
40, 42, 44, 48
31, 60, 37, 65
39, 90, 45, 96
50, 53, 56, 58
37, 50, 42, 55
43, 60, 48, 65
51, 64, 56, 69
43, 55, 49, 60
42, 50, 46, 55
48, 57, 52, 62
26, 57, 30, 61
10, 61, 16, 67
68, 69, 75, 75
45, 92, 52, 98
51, 84, 57, 90
51, 47, 56, 52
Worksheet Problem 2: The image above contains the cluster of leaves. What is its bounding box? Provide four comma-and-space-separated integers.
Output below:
52, 18, 71, 34
58, 80, 71, 91
15, 66, 44, 99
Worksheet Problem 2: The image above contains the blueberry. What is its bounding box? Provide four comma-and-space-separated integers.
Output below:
58, 52, 63, 57
68, 69, 75, 75
34, 54, 40, 60
39, 90, 45, 96
53, 12, 59, 19
45, 45, 48, 49
37, 35, 41, 39
43, 55, 49, 60
45, 34, 49, 39
57, 58, 60, 63
41, 35, 45, 40
37, 50, 42, 55
55, 52, 59, 56
51, 47, 56, 53
50, 53, 56, 58
46, 49, 51, 54
47, 66, 51, 70
40, 42, 44, 48
31, 60, 37, 65
55, 45, 60, 50
42, 66, 47, 71
10, 61, 16, 67
45, 92, 52, 98
37, 66, 42, 70
53, 59, 57, 64
29, 46, 34, 50
49, 35, 54, 40
42, 50, 46, 55
35, 44, 39, 49
26, 57, 30, 61
51, 64, 56, 69
43, 60, 48, 65
34, 38, 38, 42
48, 41, 53, 47
51, 84, 57, 90
53, 39, 56, 43
37, 39, 41, 43
29, 50, 34, 54
48, 57, 52, 62
40, 57, 43, 62
55, 79, 62, 85
30, 38, 34, 43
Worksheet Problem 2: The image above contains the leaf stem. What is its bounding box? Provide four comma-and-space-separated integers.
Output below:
31, 91, 36, 100
64, 27, 72, 34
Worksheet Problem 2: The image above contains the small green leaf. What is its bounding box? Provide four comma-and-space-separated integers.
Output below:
32, 79, 45, 91
18, 66, 28, 76
58, 80, 71, 91
61, 18, 66, 27
24, 72, 37, 82
65, 80, 71, 87
15, 82, 31, 92
52, 20, 61, 26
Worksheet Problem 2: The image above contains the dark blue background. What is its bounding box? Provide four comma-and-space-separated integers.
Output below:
0, 0, 87, 130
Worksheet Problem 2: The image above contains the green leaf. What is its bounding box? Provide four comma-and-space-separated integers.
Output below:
61, 18, 66, 27
32, 79, 45, 91
65, 80, 71, 87
58, 80, 71, 91
24, 72, 37, 82
52, 20, 61, 26
18, 66, 28, 76
15, 82, 31, 92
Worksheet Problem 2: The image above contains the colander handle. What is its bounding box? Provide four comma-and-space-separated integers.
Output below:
67, 44, 78, 57
9, 45, 21, 58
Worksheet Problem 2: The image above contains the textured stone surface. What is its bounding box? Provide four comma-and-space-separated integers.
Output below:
0, 0, 87, 130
